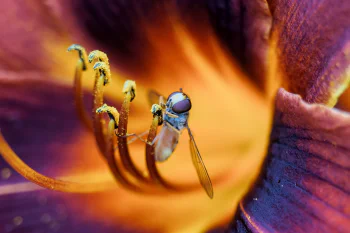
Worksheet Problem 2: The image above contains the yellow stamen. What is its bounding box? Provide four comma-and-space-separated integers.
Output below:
96, 105, 142, 191
67, 44, 93, 131
117, 80, 149, 182
0, 132, 114, 193
90, 60, 111, 155
96, 104, 119, 129
88, 50, 110, 68
145, 104, 172, 187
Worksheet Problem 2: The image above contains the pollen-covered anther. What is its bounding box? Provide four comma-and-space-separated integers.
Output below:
93, 62, 111, 85
67, 44, 88, 70
96, 104, 120, 129
88, 50, 109, 66
151, 104, 163, 125
123, 80, 136, 101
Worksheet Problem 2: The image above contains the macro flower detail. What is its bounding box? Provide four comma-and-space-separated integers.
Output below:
230, 89, 350, 232
0, 0, 349, 233
0, 43, 215, 198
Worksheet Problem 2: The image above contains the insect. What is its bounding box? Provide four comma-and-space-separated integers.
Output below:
148, 89, 214, 198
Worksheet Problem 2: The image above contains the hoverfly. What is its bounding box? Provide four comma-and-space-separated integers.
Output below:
148, 89, 213, 198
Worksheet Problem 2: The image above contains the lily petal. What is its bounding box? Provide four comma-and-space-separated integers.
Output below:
0, 74, 142, 232
268, 0, 350, 106
229, 88, 350, 232
206, 0, 272, 90
0, 190, 142, 233
0, 0, 67, 72
51, 0, 272, 90
0, 72, 100, 178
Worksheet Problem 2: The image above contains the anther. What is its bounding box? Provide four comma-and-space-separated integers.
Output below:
123, 80, 136, 102
151, 104, 163, 125
67, 44, 88, 70
96, 104, 119, 129
88, 50, 109, 66
93, 62, 111, 86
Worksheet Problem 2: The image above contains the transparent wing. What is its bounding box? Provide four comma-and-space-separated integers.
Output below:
148, 89, 165, 107
187, 127, 214, 199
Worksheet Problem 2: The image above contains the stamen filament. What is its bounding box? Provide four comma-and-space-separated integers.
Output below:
0, 132, 114, 193
146, 104, 173, 188
91, 61, 111, 156
117, 81, 149, 182
105, 115, 142, 191
98, 104, 163, 192
67, 44, 93, 131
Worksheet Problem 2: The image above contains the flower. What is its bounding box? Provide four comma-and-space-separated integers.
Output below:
0, 1, 349, 233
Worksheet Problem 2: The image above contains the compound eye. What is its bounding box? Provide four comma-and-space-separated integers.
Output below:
172, 99, 192, 113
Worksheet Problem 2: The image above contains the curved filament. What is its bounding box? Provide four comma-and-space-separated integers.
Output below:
67, 44, 93, 131
97, 105, 142, 191
146, 105, 174, 188
117, 81, 149, 182
0, 132, 114, 193
73, 59, 93, 131
91, 65, 108, 156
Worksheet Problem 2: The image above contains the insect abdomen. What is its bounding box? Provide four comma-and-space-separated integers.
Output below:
155, 125, 179, 162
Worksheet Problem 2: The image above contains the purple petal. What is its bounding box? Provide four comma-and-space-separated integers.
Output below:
0, 191, 140, 233
0, 1, 65, 71
54, 0, 272, 89
0, 74, 141, 233
269, 0, 350, 105
0, 73, 85, 176
229, 89, 350, 233
206, 0, 272, 89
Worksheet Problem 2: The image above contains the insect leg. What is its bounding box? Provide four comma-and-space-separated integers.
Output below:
122, 131, 150, 145
165, 111, 179, 118
150, 134, 160, 146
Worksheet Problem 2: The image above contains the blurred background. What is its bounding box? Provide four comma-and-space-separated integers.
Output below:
2, 0, 348, 233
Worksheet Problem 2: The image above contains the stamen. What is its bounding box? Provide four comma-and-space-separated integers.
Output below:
67, 44, 93, 131
89, 59, 111, 155
93, 62, 111, 86
96, 104, 119, 129
67, 44, 88, 70
96, 105, 141, 191
117, 80, 149, 182
88, 50, 110, 68
0, 132, 115, 193
145, 104, 173, 188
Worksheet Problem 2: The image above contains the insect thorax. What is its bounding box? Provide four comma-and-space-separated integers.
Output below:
164, 110, 189, 131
